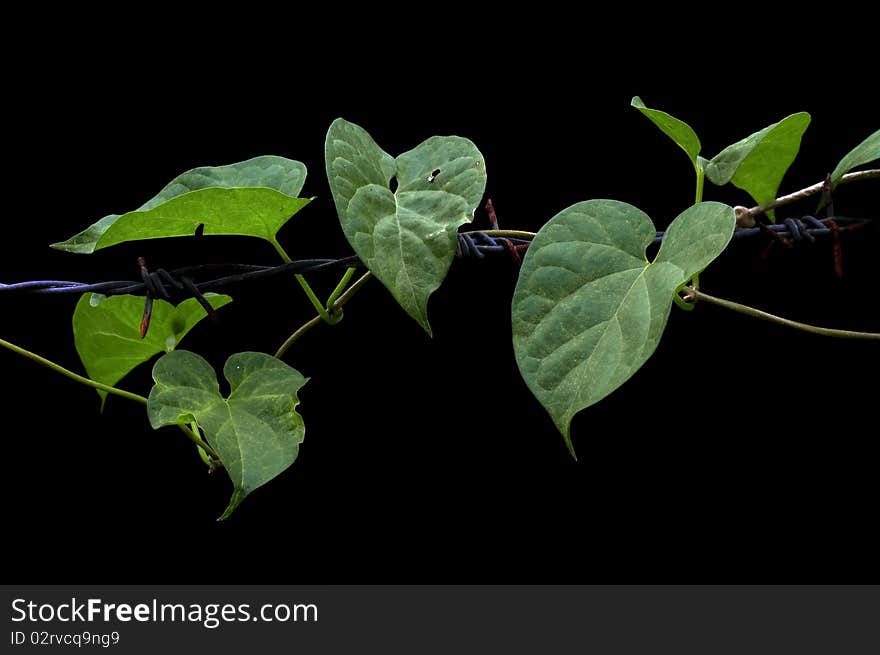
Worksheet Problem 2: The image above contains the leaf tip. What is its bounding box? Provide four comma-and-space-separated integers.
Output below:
411, 307, 434, 337
559, 423, 577, 460
49, 240, 89, 254
630, 96, 645, 108
218, 491, 245, 521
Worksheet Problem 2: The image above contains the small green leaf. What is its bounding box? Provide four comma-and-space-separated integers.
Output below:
326, 118, 487, 335
511, 200, 734, 456
52, 156, 310, 253
706, 113, 811, 221
73, 293, 232, 406
631, 96, 702, 168
829, 128, 880, 187
147, 350, 307, 519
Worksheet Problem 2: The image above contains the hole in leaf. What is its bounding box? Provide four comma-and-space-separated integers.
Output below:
194, 223, 205, 237
390, 177, 399, 193
427, 168, 441, 183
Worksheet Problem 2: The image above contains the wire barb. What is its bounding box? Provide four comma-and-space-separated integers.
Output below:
137, 258, 155, 338
485, 198, 499, 230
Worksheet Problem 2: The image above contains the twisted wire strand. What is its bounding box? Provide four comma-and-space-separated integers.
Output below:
0, 256, 361, 296
0, 216, 871, 298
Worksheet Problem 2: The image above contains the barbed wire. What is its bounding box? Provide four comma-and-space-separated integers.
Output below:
0, 215, 870, 300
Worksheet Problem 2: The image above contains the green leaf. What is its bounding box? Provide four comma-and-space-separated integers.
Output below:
705, 112, 811, 221
326, 118, 487, 335
73, 293, 232, 406
52, 156, 310, 253
829, 128, 880, 187
147, 350, 307, 520
631, 96, 702, 168
511, 200, 734, 456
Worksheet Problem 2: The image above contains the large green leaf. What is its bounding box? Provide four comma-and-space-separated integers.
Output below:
147, 350, 307, 520
325, 118, 487, 335
52, 156, 310, 253
73, 292, 232, 405
705, 113, 810, 221
829, 128, 880, 187
512, 200, 735, 456
631, 96, 702, 168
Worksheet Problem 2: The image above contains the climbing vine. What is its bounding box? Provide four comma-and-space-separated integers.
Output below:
2, 100, 877, 518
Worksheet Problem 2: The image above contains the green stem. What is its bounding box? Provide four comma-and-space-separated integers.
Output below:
673, 272, 701, 312
275, 315, 323, 358
327, 267, 356, 308
275, 271, 373, 359
0, 336, 148, 405
270, 238, 293, 264
0, 335, 222, 458
188, 421, 219, 463
672, 289, 694, 311
686, 288, 880, 340
271, 237, 333, 322
295, 273, 332, 322
334, 270, 373, 306
694, 163, 705, 204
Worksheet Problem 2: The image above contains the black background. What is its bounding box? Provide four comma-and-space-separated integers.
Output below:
2, 36, 877, 584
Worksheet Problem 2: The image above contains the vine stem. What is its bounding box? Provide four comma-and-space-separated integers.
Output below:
467, 171, 878, 231
271, 238, 334, 322
294, 273, 332, 322
326, 267, 356, 308
0, 336, 149, 405
0, 336, 219, 458
683, 288, 880, 340
334, 270, 373, 305
694, 161, 705, 204
275, 271, 373, 358
740, 169, 879, 225
275, 315, 323, 358
187, 421, 219, 462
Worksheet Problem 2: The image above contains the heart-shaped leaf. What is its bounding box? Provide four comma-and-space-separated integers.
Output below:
631, 96, 702, 168
705, 113, 810, 221
147, 350, 308, 519
512, 200, 735, 456
52, 156, 310, 253
73, 292, 232, 406
325, 118, 487, 335
829, 128, 880, 187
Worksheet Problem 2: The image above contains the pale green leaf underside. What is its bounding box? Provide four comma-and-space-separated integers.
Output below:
147, 350, 307, 520
631, 96, 701, 166
73, 293, 232, 406
52, 156, 309, 253
829, 128, 880, 187
325, 118, 487, 335
512, 200, 735, 456
706, 113, 810, 220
